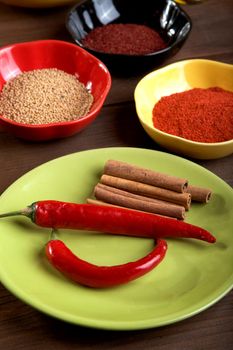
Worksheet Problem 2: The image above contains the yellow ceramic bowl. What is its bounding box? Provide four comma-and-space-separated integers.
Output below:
134, 59, 233, 160
1, 0, 75, 7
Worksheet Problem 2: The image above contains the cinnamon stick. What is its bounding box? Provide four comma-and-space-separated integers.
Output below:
87, 198, 116, 207
100, 174, 191, 210
94, 183, 186, 220
86, 198, 177, 220
104, 160, 188, 193
187, 185, 212, 203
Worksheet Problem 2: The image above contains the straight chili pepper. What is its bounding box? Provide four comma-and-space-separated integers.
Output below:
45, 235, 167, 288
0, 200, 216, 243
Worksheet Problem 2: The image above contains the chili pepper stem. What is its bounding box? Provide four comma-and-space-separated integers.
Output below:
50, 228, 58, 241
0, 207, 33, 219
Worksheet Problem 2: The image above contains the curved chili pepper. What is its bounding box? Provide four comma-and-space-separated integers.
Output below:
0, 200, 216, 243
45, 236, 167, 288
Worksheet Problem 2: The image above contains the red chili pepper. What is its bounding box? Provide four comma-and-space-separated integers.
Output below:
0, 200, 216, 243
45, 235, 167, 288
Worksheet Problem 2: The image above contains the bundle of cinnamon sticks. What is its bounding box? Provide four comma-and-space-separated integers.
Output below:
87, 160, 212, 220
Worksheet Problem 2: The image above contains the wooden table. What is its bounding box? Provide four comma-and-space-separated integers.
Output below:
0, 1, 232, 349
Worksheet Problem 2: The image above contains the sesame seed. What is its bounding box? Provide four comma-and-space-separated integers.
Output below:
0, 68, 94, 125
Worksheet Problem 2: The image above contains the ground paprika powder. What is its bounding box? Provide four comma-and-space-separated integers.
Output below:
152, 87, 233, 143
82, 23, 166, 55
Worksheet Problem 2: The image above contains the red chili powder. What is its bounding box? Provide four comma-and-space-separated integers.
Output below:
82, 23, 166, 55
152, 87, 233, 143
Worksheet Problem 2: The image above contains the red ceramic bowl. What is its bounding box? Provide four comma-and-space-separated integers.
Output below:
0, 40, 111, 141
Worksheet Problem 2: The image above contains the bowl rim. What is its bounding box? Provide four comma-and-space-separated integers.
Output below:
135, 58, 233, 147
135, 58, 233, 79
0, 39, 112, 129
66, 0, 192, 58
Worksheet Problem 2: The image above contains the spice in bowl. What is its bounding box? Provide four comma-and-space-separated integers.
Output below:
81, 23, 167, 55
152, 87, 233, 143
0, 68, 94, 125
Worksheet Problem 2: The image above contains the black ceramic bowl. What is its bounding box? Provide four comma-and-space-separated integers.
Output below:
66, 0, 192, 71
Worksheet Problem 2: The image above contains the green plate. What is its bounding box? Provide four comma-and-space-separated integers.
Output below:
0, 148, 232, 330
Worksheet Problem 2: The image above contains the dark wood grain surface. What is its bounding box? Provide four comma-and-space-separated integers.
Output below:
0, 1, 232, 349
